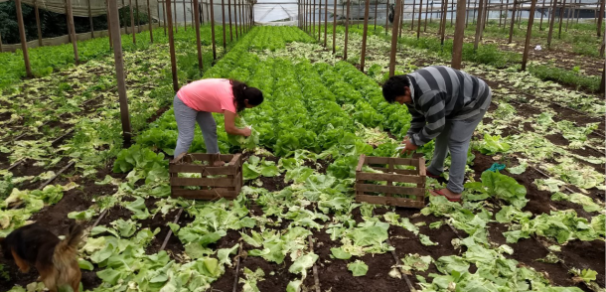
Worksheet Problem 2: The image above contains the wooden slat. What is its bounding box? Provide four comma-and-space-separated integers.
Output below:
355, 183, 425, 196
169, 164, 237, 175
370, 167, 418, 176
356, 154, 366, 172
170, 177, 236, 187
365, 156, 420, 167
355, 194, 425, 208
190, 153, 236, 162
418, 157, 426, 176
357, 172, 425, 184
228, 154, 242, 166
171, 188, 239, 200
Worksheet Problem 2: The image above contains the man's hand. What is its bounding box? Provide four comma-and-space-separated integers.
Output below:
401, 137, 418, 154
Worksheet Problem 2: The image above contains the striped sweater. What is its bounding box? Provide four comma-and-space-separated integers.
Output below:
404, 66, 492, 146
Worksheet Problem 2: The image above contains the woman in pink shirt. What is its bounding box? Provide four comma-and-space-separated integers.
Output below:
173, 78, 263, 161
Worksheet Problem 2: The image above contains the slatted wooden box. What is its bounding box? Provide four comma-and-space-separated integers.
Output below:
355, 154, 427, 208
169, 153, 243, 200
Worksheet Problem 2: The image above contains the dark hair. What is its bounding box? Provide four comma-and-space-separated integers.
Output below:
382, 76, 410, 103
231, 80, 264, 112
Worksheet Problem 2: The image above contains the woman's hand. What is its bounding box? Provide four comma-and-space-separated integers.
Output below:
241, 127, 252, 137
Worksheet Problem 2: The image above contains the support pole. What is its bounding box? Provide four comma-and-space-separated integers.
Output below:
466, 0, 470, 27
66, 0, 80, 63
389, 0, 402, 77
174, 0, 177, 32
547, 0, 557, 47
344, 0, 351, 59
228, 0, 233, 41
210, 0, 217, 58
566, 0, 574, 31
598, 0, 605, 37
411, 0, 416, 30
35, 0, 43, 46
333, 0, 337, 53
136, 0, 141, 32
399, 0, 404, 36
163, 0, 167, 35
558, 0, 566, 38
474, 0, 485, 49
374, 0, 378, 30
129, 0, 137, 43
385, 1, 389, 34
440, 0, 448, 44
15, 0, 32, 77
324, 0, 328, 46
313, 0, 317, 39
222, 0, 226, 49
361, 0, 370, 72
184, 0, 187, 30
318, 0, 321, 40
107, 0, 113, 47
235, 0, 239, 38
194, 0, 203, 70
452, 0, 466, 69
425, 0, 429, 31
108, 0, 133, 145
499, 0, 503, 26
508, 0, 517, 43
148, 0, 154, 42
522, 0, 537, 71
539, 0, 546, 30
417, 0, 423, 38
450, 0, 454, 26
0, 32, 3, 52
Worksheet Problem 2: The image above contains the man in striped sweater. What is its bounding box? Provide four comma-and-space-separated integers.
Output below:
382, 66, 492, 202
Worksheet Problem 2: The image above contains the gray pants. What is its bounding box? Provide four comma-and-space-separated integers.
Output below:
427, 109, 487, 194
173, 95, 219, 157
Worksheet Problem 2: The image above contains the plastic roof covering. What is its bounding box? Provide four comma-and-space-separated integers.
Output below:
252, 0, 391, 23
0, 0, 159, 18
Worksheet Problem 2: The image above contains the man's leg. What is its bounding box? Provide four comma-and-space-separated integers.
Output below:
173, 96, 198, 158
427, 122, 452, 176
446, 110, 487, 194
196, 111, 220, 154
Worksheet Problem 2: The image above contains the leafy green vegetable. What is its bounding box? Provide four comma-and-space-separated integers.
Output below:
347, 260, 369, 277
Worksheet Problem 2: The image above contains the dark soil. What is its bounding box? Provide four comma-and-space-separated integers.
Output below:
145, 210, 193, 259
559, 240, 606, 288
237, 256, 300, 292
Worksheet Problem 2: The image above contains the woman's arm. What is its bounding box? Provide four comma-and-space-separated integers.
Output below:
224, 111, 252, 136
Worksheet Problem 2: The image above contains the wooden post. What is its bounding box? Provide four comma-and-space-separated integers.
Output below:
385, 1, 389, 34
412, 0, 416, 30
107, 0, 113, 47
474, 0, 484, 49
361, 0, 370, 72
466, 0, 470, 27
499, 0, 503, 26
547, 0, 557, 47
148, 0, 154, 42
184, 0, 187, 30
318, 0, 321, 40
558, 0, 566, 38
66, 0, 80, 63
417, 0, 423, 38
210, 0, 217, 58
483, 0, 488, 29
522, 0, 537, 70
516, 5, 521, 28
430, 0, 433, 23
598, 0, 605, 37
108, 0, 133, 145
539, 0, 546, 29
345, 0, 351, 59
566, 0, 573, 31
174, 0, 178, 32
129, 0, 137, 43
221, 0, 226, 49
15, 0, 32, 77
0, 32, 3, 52
600, 58, 605, 94
425, 0, 429, 31
450, 0, 454, 26
389, 0, 401, 76
399, 0, 404, 36
438, 0, 445, 34
35, 0, 43, 46
508, 0, 516, 43
440, 0, 448, 44
228, 0, 233, 41
235, 0, 239, 38
333, 0, 337, 53
374, 0, 378, 30
194, 0, 203, 69
313, 0, 316, 38
452, 0, 466, 68
323, 0, 327, 46
472, 0, 477, 24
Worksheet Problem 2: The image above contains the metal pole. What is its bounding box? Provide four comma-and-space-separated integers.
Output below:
148, 0, 154, 42
324, 0, 328, 46
35, 0, 43, 46
417, 0, 423, 38
522, 0, 537, 71
108, 0, 133, 145
389, 0, 401, 76
228, 0, 233, 41
508, 0, 517, 43
15, 0, 32, 77
345, 0, 351, 59
452, 0, 466, 69
66, 0, 80, 63
333, 0, 337, 53
210, 0, 217, 58
194, 0, 203, 69
361, 0, 370, 72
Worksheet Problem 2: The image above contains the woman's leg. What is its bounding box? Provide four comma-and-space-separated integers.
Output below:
173, 96, 199, 157
196, 111, 220, 154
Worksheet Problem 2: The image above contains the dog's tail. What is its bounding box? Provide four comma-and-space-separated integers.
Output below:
53, 224, 84, 268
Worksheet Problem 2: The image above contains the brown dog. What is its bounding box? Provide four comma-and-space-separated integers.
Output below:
0, 223, 83, 292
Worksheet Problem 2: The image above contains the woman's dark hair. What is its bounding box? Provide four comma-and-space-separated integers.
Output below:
382, 76, 410, 103
231, 80, 264, 112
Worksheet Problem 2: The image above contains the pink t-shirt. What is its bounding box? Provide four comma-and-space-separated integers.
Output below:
177, 78, 237, 113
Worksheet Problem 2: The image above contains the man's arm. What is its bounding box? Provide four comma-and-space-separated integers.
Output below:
406, 104, 425, 137
410, 91, 446, 146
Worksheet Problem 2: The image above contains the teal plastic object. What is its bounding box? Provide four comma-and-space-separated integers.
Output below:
486, 163, 506, 173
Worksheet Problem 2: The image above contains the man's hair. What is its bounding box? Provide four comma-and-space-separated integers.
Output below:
382, 76, 410, 103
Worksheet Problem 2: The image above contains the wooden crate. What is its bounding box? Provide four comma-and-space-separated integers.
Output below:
355, 154, 427, 208
169, 153, 243, 200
